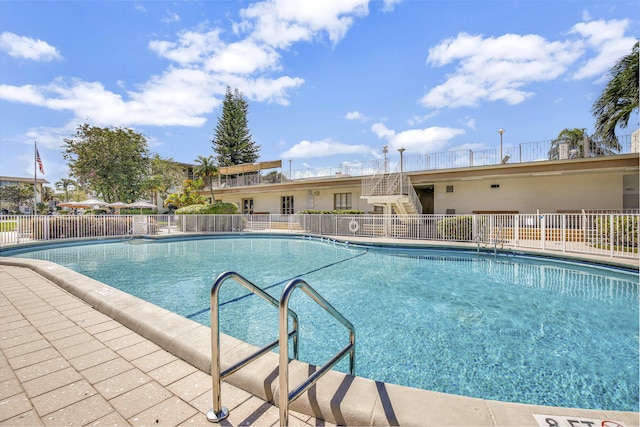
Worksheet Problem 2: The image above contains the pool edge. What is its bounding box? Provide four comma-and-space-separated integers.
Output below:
2, 256, 637, 426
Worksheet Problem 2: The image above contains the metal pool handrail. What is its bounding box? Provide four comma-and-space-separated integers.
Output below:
207, 271, 299, 423
278, 278, 356, 427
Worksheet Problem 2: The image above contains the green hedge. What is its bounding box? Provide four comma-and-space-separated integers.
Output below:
436, 215, 473, 241
29, 216, 134, 239
596, 215, 638, 249
175, 203, 238, 215
298, 209, 364, 215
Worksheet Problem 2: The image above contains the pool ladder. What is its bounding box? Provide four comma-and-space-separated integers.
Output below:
207, 271, 356, 427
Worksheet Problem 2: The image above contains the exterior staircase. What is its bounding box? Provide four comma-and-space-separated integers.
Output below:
361, 172, 422, 215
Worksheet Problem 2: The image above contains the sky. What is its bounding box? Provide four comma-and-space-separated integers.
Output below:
0, 0, 638, 187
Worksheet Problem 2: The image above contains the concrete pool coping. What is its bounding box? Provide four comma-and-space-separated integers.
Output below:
1, 238, 638, 426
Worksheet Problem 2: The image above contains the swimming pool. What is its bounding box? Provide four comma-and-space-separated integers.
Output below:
4, 236, 638, 411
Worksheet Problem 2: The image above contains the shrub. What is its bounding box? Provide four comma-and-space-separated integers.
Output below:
298, 209, 364, 215
596, 215, 638, 248
436, 215, 473, 241
29, 216, 132, 239
175, 203, 238, 215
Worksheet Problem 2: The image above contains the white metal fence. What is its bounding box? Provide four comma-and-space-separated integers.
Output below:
1, 213, 638, 260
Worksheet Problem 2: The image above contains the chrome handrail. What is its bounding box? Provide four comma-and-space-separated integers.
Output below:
207, 271, 299, 423
278, 278, 355, 427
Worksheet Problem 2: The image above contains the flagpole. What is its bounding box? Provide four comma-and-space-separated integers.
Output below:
34, 141, 37, 215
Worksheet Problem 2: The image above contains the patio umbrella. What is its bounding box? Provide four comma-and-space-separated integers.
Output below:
106, 201, 128, 214
127, 201, 157, 213
78, 198, 108, 209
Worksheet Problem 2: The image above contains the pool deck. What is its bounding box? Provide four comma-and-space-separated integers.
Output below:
0, 238, 638, 426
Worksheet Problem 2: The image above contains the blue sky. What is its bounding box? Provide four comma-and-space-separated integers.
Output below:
0, 0, 638, 187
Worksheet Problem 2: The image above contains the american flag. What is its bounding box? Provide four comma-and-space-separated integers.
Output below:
36, 148, 45, 174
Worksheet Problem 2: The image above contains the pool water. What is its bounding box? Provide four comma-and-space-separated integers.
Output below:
6, 236, 638, 411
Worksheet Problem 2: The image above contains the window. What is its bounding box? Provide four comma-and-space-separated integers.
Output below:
446, 185, 454, 193
281, 196, 294, 214
334, 193, 352, 210
242, 198, 254, 214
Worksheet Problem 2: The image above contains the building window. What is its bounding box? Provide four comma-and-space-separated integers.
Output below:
334, 193, 352, 210
242, 198, 254, 214
281, 196, 294, 214
446, 209, 456, 214
446, 185, 454, 193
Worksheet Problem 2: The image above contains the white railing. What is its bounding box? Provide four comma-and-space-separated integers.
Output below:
1, 213, 638, 260
213, 135, 636, 189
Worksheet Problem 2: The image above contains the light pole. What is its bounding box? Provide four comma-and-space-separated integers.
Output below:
382, 145, 388, 174
288, 159, 292, 181
498, 129, 505, 164
398, 147, 405, 194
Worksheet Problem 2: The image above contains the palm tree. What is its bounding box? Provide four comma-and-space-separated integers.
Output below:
42, 186, 55, 203
548, 128, 591, 159
194, 155, 219, 203
55, 178, 75, 202
549, 128, 618, 160
592, 41, 638, 149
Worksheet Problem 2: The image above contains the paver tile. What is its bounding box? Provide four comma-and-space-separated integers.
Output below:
0, 409, 44, 426
14, 357, 70, 383
167, 370, 212, 402
2, 339, 51, 359
37, 319, 77, 334
93, 368, 151, 400
0, 377, 22, 400
81, 358, 136, 384
148, 359, 198, 386
86, 410, 130, 426
7, 346, 61, 370
44, 325, 86, 342
128, 396, 198, 426
116, 339, 161, 360
84, 320, 122, 335
41, 394, 115, 426
130, 349, 177, 373
94, 326, 134, 343
103, 331, 146, 352
109, 381, 172, 419
49, 331, 94, 350
58, 339, 107, 360
0, 326, 39, 343
0, 319, 30, 333
68, 347, 119, 371
22, 367, 83, 398
31, 380, 97, 416
0, 392, 33, 423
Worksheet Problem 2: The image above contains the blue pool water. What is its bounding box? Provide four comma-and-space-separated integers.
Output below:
5, 236, 638, 411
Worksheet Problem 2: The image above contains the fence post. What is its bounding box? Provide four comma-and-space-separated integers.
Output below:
562, 214, 566, 253
540, 215, 546, 251
609, 214, 614, 258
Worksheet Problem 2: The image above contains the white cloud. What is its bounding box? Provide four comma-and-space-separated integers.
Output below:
204, 40, 281, 74
420, 17, 635, 110
282, 138, 372, 158
372, 123, 464, 153
0, 32, 62, 61
345, 110, 369, 121
422, 32, 581, 109
149, 29, 223, 65
570, 19, 636, 80
238, 0, 369, 48
381, 0, 402, 13
162, 11, 181, 23
0, 0, 375, 131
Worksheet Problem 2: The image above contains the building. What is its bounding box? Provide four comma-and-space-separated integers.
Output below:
203, 136, 639, 215
0, 176, 50, 214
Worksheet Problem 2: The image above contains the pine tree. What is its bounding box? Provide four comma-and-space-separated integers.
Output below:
212, 87, 260, 167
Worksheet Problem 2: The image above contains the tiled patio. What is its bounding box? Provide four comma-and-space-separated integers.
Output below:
0, 265, 327, 426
